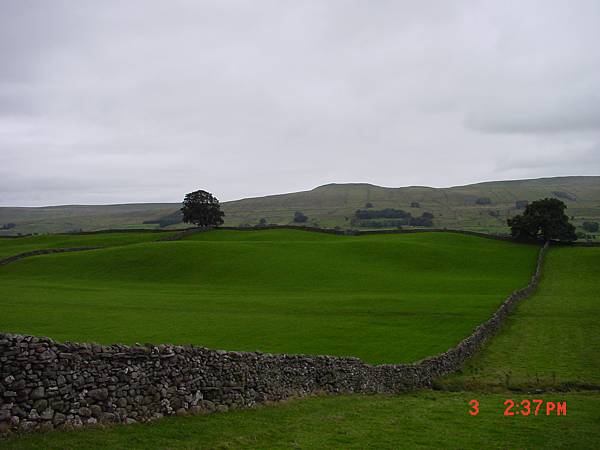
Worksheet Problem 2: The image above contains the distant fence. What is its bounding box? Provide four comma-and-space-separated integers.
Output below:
0, 228, 178, 240
0, 247, 101, 267
61, 228, 177, 235
3, 224, 598, 246
0, 242, 549, 433
166, 224, 518, 242
190, 225, 600, 245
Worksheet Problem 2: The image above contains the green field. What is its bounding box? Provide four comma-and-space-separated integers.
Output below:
0, 230, 538, 364
1, 230, 598, 449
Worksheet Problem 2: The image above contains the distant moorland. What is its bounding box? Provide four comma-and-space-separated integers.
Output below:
1, 176, 598, 236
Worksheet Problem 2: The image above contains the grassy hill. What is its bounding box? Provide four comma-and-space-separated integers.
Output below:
0, 229, 538, 364
223, 176, 600, 234
1, 176, 599, 236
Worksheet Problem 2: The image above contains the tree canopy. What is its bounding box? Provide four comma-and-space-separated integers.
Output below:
507, 198, 576, 241
293, 211, 308, 223
354, 208, 411, 220
582, 221, 599, 233
181, 190, 225, 228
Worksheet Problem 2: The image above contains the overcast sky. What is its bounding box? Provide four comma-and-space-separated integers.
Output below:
1, 0, 599, 206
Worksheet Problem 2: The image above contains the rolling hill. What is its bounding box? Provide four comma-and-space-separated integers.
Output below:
0, 229, 538, 364
1, 176, 598, 235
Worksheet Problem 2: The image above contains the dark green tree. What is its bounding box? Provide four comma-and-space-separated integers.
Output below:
181, 190, 224, 227
507, 198, 576, 241
409, 212, 434, 227
293, 211, 308, 223
582, 221, 599, 233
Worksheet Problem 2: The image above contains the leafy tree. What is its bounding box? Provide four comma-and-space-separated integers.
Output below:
409, 212, 434, 227
181, 190, 224, 227
507, 198, 576, 241
582, 221, 599, 233
293, 211, 308, 223
354, 208, 411, 220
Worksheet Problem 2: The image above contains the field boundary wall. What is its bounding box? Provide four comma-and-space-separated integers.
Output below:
0, 247, 101, 267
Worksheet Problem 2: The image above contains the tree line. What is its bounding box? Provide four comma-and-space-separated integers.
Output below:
352, 208, 434, 227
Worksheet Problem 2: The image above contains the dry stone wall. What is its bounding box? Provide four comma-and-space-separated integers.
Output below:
0, 242, 548, 433
222, 225, 517, 241
0, 247, 101, 267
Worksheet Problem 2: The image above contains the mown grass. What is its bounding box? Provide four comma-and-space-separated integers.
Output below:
0, 232, 174, 259
0, 230, 538, 364
3, 391, 598, 449
439, 246, 600, 390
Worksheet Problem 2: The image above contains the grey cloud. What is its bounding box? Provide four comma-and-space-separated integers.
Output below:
465, 95, 600, 134
0, 0, 599, 206
494, 143, 600, 174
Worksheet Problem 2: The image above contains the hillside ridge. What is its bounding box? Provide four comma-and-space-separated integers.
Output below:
1, 176, 598, 235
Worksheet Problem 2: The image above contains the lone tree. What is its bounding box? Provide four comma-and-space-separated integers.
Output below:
181, 190, 224, 228
293, 211, 308, 223
582, 221, 599, 233
507, 198, 576, 242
